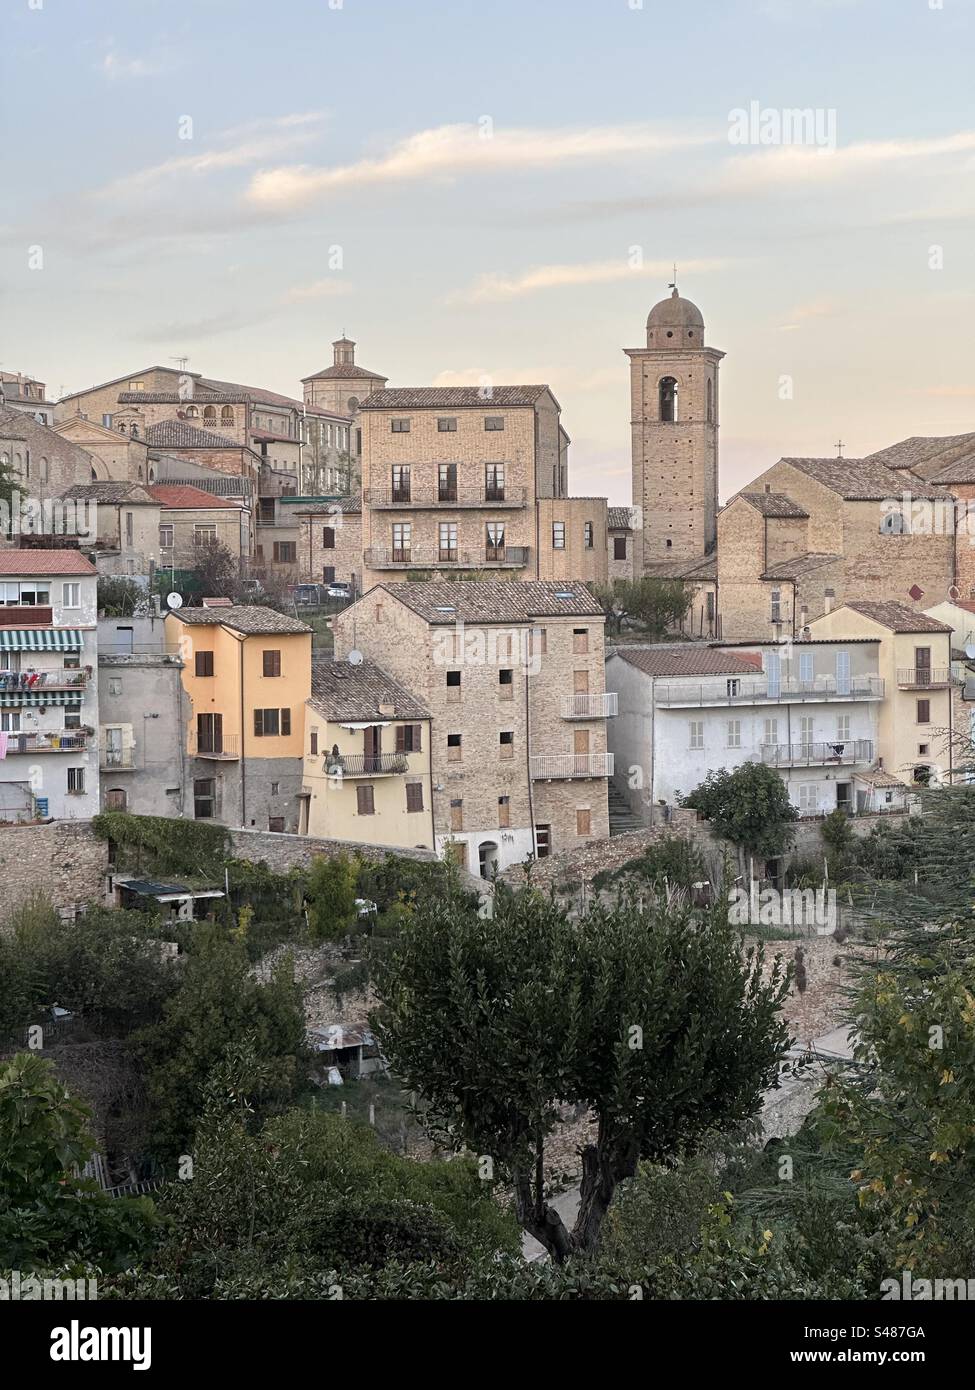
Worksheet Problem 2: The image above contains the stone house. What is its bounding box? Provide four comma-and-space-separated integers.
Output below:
295, 493, 362, 592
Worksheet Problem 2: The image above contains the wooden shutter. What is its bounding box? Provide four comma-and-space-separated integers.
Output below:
356, 785, 375, 815
254, 709, 264, 737
281, 708, 291, 736
406, 782, 423, 813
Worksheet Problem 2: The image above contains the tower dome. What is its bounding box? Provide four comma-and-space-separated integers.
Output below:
646, 288, 705, 347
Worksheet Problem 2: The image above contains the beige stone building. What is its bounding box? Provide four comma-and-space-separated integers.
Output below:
607, 506, 636, 583
55, 414, 153, 484
149, 485, 251, 568
358, 385, 579, 589
61, 482, 160, 577
300, 659, 433, 847
302, 337, 388, 472
333, 581, 613, 874
535, 496, 608, 586
295, 494, 362, 592
627, 289, 724, 570
809, 600, 955, 788
0, 408, 97, 504
1, 371, 56, 426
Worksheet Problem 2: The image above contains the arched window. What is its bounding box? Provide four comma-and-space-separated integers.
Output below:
186, 405, 199, 419
659, 376, 678, 423
221, 406, 234, 424
880, 511, 905, 535
130, 424, 139, 438
204, 405, 216, 423
706, 379, 713, 423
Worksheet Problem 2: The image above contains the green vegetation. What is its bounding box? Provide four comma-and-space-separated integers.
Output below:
681, 762, 799, 864
590, 576, 693, 639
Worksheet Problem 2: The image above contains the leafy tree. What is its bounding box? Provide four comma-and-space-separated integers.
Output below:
590, 576, 693, 639
306, 852, 359, 940
134, 925, 305, 1162
681, 763, 799, 869
191, 541, 240, 600
0, 1053, 154, 1270
97, 576, 147, 617
591, 833, 705, 894
372, 882, 791, 1260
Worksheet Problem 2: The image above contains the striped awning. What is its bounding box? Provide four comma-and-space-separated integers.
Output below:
0, 629, 83, 652
0, 689, 83, 707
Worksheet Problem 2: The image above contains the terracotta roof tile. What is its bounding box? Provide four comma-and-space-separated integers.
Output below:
373, 580, 603, 624
738, 491, 809, 518
779, 456, 953, 500
359, 386, 550, 411
0, 549, 97, 575
169, 605, 311, 635
843, 600, 953, 633
308, 659, 430, 723
148, 485, 240, 510
611, 645, 761, 678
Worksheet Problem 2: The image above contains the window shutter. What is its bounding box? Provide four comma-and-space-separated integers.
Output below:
412, 723, 422, 751
281, 708, 291, 736
254, 709, 264, 737
395, 725, 405, 753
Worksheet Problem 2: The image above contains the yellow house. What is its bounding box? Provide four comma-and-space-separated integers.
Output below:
300, 659, 433, 849
165, 603, 312, 831
809, 600, 955, 788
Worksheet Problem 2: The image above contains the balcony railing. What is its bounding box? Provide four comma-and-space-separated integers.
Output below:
100, 747, 135, 770
561, 692, 619, 719
896, 668, 951, 689
364, 485, 528, 509
0, 668, 90, 692
652, 675, 886, 706
324, 751, 409, 777
760, 739, 873, 768
530, 752, 614, 780
364, 546, 530, 570
189, 732, 240, 759
4, 731, 89, 754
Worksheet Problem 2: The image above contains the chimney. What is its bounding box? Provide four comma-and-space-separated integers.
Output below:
764, 482, 771, 494
824, 589, 835, 615
379, 700, 396, 717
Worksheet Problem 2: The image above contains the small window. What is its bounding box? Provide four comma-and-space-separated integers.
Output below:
195, 651, 214, 677
108, 677, 122, 696
194, 525, 217, 548
484, 416, 505, 431
727, 719, 741, 748
273, 542, 297, 563
689, 720, 704, 750
390, 418, 411, 433
194, 777, 215, 819
450, 798, 463, 831
159, 524, 174, 549
437, 417, 457, 432
916, 699, 931, 724
406, 782, 424, 813
263, 650, 282, 678
310, 729, 318, 756
498, 795, 510, 829
395, 723, 422, 753
529, 627, 547, 656
499, 730, 514, 760
576, 807, 592, 836
552, 522, 565, 550
446, 670, 461, 700
918, 744, 930, 757
322, 526, 335, 549
356, 784, 375, 815
62, 583, 80, 608
254, 708, 280, 737
281, 708, 291, 736
268, 817, 285, 833
613, 535, 627, 561
499, 668, 514, 698
535, 824, 551, 858
573, 628, 589, 654
447, 732, 462, 761
67, 767, 85, 795
583, 522, 594, 549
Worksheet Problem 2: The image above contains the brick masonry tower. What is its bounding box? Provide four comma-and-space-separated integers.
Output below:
625, 287, 724, 570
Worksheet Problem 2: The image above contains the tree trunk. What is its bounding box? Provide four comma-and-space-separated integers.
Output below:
512, 1167, 574, 1263
572, 1134, 640, 1253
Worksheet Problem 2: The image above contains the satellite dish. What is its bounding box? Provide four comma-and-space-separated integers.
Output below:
167, 592, 183, 609
966, 643, 975, 660
347, 649, 363, 666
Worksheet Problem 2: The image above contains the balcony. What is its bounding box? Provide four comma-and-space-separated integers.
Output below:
364, 546, 531, 571
760, 739, 874, 768
189, 732, 240, 760
0, 668, 90, 694
324, 751, 409, 777
652, 675, 886, 707
560, 692, 619, 720
530, 752, 615, 780
896, 668, 951, 690
100, 748, 135, 771
364, 485, 528, 510
4, 731, 89, 754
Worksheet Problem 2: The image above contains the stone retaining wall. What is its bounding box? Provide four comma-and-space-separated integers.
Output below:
0, 820, 108, 914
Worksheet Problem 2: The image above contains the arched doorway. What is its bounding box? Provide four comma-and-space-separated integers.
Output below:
478, 841, 499, 879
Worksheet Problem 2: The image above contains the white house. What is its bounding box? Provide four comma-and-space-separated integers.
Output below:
0, 551, 99, 821
606, 638, 885, 820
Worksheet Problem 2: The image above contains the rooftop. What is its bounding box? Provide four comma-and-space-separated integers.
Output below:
778, 456, 953, 501
372, 579, 604, 624
0, 550, 96, 576
359, 385, 552, 411
308, 659, 430, 723
841, 600, 953, 634
149, 484, 241, 510
607, 506, 636, 530
610, 644, 761, 678
865, 433, 975, 472
168, 605, 311, 636
144, 420, 240, 450
737, 491, 809, 519
62, 482, 157, 505
761, 552, 840, 580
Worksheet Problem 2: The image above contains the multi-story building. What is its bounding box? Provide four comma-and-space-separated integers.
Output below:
302, 337, 388, 468
0, 408, 97, 506
165, 603, 312, 831
300, 659, 433, 847
608, 506, 637, 583
97, 615, 186, 816
358, 385, 574, 590
0, 372, 56, 426
300, 405, 357, 495
149, 485, 251, 570
536, 497, 608, 587
0, 552, 99, 821
61, 482, 160, 579
334, 581, 613, 874
809, 600, 955, 788
295, 494, 362, 592
607, 638, 885, 821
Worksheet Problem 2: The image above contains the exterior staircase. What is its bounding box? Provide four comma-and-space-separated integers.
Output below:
607, 783, 645, 837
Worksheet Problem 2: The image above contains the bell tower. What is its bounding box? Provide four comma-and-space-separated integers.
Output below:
625, 286, 724, 571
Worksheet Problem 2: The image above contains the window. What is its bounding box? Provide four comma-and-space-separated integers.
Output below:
406, 782, 424, 813
799, 650, 814, 685
449, 798, 463, 831
499, 668, 513, 698
310, 730, 318, 755
274, 542, 297, 564
613, 535, 627, 561
439, 522, 458, 561
836, 715, 851, 742
356, 785, 375, 815
390, 418, 411, 433
499, 730, 514, 760
446, 670, 461, 701
254, 708, 283, 736
62, 583, 80, 608
195, 651, 214, 677
485, 522, 505, 561
263, 650, 282, 678
535, 824, 551, 858
689, 720, 704, 750
770, 589, 782, 623
726, 678, 741, 698
727, 720, 741, 748
706, 378, 714, 423
918, 743, 930, 756
659, 376, 678, 422
194, 777, 215, 819
484, 416, 505, 431
437, 417, 457, 432
281, 708, 291, 736
67, 767, 85, 795
583, 522, 594, 549
392, 522, 412, 563
498, 795, 510, 829
917, 698, 931, 724
259, 499, 276, 523
485, 462, 505, 501
322, 566, 335, 584
64, 710, 81, 730
447, 733, 462, 761
438, 463, 457, 502
529, 626, 547, 657
835, 650, 851, 696
159, 524, 174, 549
764, 718, 779, 745
268, 817, 285, 832
705, 591, 715, 621
392, 464, 411, 501
322, 526, 335, 549
799, 715, 814, 754
108, 677, 122, 696
576, 808, 592, 836
798, 783, 818, 814
573, 628, 589, 654
194, 525, 217, 548
395, 724, 422, 752
552, 522, 565, 550
125, 512, 134, 546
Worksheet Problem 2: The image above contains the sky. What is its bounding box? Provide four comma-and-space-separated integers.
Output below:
3, 0, 974, 504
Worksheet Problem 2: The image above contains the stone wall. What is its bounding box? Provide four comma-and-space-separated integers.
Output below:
227, 826, 439, 874
0, 820, 108, 914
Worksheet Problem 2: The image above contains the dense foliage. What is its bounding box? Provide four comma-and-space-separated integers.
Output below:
681, 762, 799, 863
